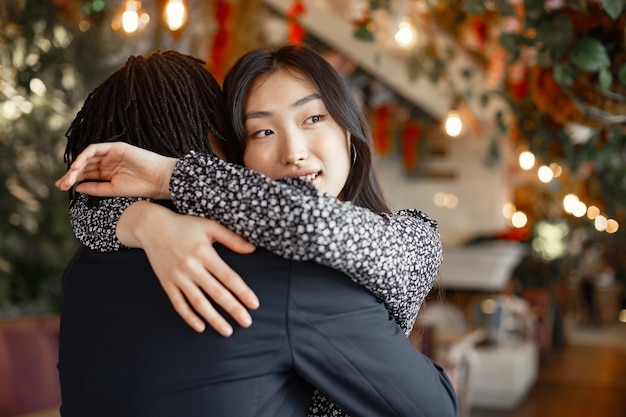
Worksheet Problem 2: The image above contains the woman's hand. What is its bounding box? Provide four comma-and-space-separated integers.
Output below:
55, 142, 177, 200
119, 201, 258, 336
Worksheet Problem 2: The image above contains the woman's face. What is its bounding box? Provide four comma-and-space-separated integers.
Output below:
242, 68, 351, 199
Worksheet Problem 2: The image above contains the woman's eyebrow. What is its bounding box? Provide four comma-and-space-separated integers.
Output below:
244, 109, 270, 121
291, 93, 321, 110
244, 93, 322, 121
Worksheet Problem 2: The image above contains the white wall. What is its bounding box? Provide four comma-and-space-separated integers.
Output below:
375, 130, 512, 246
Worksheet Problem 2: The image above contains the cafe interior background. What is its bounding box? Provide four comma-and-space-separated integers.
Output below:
1, 0, 625, 416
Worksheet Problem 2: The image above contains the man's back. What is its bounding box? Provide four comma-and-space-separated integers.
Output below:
59, 246, 458, 417
58, 247, 313, 417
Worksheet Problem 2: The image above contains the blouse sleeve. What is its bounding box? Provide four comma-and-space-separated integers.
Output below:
170, 152, 443, 332
68, 193, 147, 252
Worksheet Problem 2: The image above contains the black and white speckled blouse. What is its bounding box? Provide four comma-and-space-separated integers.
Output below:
69, 151, 443, 417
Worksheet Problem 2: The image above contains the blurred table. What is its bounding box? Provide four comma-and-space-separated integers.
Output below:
438, 241, 527, 291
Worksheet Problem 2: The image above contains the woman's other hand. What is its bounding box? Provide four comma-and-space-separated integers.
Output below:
56, 142, 177, 200
119, 201, 259, 336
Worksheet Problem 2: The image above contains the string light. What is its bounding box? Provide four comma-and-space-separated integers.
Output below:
562, 195, 619, 233
111, 0, 150, 34
537, 165, 553, 183
502, 202, 516, 219
443, 109, 463, 137
389, 0, 418, 50
587, 205, 600, 219
563, 194, 579, 213
394, 19, 417, 48
549, 162, 562, 178
606, 219, 619, 234
518, 151, 535, 170
511, 211, 527, 228
571, 201, 587, 218
594, 215, 608, 231
164, 0, 187, 32
562, 193, 586, 218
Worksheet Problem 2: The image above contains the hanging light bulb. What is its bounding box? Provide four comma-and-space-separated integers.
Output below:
164, 0, 187, 32
594, 215, 607, 231
111, 0, 150, 35
606, 219, 619, 234
443, 109, 463, 138
537, 165, 554, 183
394, 19, 418, 49
518, 151, 535, 170
382, 0, 418, 51
511, 211, 528, 228
563, 193, 579, 213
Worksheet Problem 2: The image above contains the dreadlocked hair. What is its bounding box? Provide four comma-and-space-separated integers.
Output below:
64, 50, 232, 171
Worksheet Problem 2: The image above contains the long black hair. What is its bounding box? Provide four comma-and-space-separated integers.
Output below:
64, 50, 234, 173
222, 44, 389, 213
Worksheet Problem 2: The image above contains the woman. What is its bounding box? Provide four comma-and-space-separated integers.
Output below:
58, 46, 453, 416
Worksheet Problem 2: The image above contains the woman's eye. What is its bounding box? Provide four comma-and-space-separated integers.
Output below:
304, 114, 324, 124
250, 129, 274, 139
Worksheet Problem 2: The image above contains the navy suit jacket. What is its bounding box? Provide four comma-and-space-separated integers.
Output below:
58, 246, 457, 417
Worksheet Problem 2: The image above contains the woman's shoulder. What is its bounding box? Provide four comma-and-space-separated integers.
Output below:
383, 209, 439, 229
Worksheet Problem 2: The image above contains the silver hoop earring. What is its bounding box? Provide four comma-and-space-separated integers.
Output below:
351, 144, 357, 165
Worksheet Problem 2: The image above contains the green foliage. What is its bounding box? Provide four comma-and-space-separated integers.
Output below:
552, 63, 575, 87
0, 0, 206, 315
483, 1, 626, 217
523, 0, 548, 26
601, 0, 625, 20
536, 14, 573, 58
598, 68, 613, 91
568, 37, 611, 73
0, 0, 87, 315
463, 0, 486, 15
482, 136, 501, 169
355, 0, 626, 221
353, 24, 375, 42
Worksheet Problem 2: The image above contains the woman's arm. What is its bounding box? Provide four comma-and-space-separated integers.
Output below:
69, 194, 141, 251
70, 197, 439, 333
170, 152, 443, 332
68, 195, 258, 336
60, 143, 442, 332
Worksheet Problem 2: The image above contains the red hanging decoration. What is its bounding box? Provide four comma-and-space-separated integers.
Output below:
209, 0, 232, 82
286, 0, 306, 44
401, 120, 422, 171
470, 15, 489, 51
510, 78, 530, 102
508, 62, 530, 102
372, 105, 393, 156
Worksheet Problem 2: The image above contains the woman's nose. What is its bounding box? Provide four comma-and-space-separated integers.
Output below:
281, 134, 308, 166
